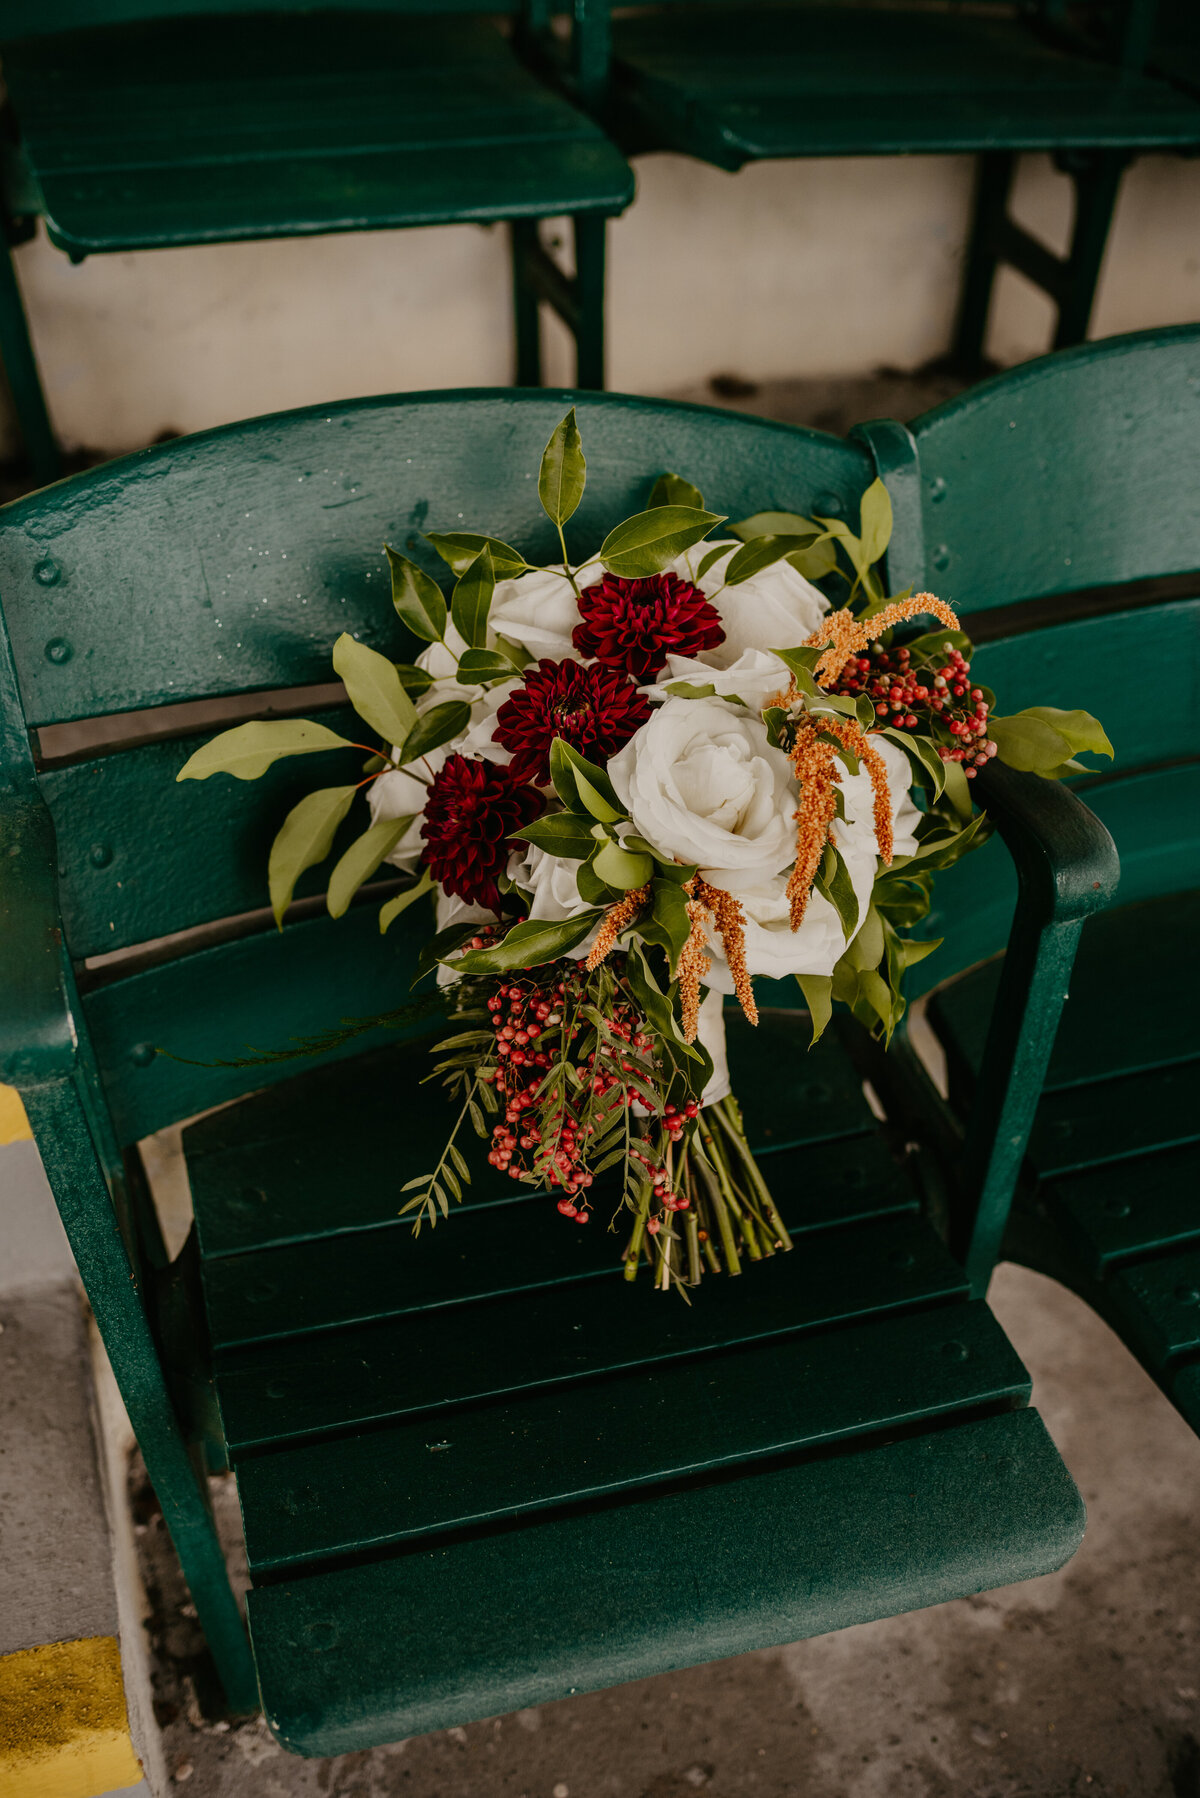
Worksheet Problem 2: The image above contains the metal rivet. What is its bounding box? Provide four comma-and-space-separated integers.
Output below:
266, 1379, 288, 1400
929, 476, 948, 505
931, 544, 950, 572
227, 1185, 267, 1217
1102, 1197, 1130, 1218
44, 637, 73, 664
1174, 1285, 1200, 1307
247, 1282, 279, 1305
844, 1166, 866, 1189
34, 557, 62, 586
813, 491, 843, 518
941, 1339, 969, 1360
89, 842, 113, 869
890, 1249, 915, 1270
304, 1620, 340, 1651
129, 1042, 157, 1067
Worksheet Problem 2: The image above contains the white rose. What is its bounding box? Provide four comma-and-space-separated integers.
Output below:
457, 677, 519, 766
702, 869, 853, 990
415, 621, 476, 681
696, 987, 732, 1106
832, 732, 922, 867
489, 559, 603, 663
673, 539, 829, 668
433, 888, 497, 987
641, 646, 793, 713
609, 697, 796, 887
506, 840, 602, 963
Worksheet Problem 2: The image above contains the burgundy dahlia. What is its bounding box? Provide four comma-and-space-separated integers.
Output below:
571, 570, 725, 681
420, 754, 542, 912
493, 657, 651, 787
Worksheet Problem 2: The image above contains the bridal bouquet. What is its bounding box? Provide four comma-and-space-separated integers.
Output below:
178, 412, 1109, 1292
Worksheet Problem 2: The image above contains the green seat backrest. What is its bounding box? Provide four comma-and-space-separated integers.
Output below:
0, 0, 512, 38
1, 390, 876, 1142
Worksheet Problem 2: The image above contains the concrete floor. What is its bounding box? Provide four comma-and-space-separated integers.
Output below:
134, 1262, 1200, 1798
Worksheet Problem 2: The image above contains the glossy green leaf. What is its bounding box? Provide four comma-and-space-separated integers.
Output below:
379, 867, 435, 934
1007, 706, 1113, 763
628, 945, 702, 1061
794, 971, 833, 1045
858, 477, 893, 567
333, 633, 417, 747
327, 815, 412, 919
648, 471, 705, 511
176, 718, 353, 782
395, 663, 435, 698
599, 506, 727, 579
457, 647, 522, 684
731, 510, 817, 541
425, 532, 527, 578
538, 409, 586, 527
901, 627, 976, 663
268, 785, 356, 928
695, 542, 732, 581
880, 726, 946, 800
548, 738, 624, 820
723, 531, 824, 587
510, 812, 597, 859
592, 839, 653, 891
384, 545, 447, 643
814, 843, 861, 941
398, 701, 472, 766
788, 539, 840, 582
941, 756, 974, 823
650, 878, 692, 975
451, 910, 602, 975
451, 546, 495, 651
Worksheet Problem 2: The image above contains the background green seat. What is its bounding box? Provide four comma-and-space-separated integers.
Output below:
0, 2, 634, 482
853, 323, 1200, 1434
0, 389, 1111, 1748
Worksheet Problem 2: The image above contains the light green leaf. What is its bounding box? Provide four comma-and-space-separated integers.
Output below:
788, 539, 839, 582
425, 532, 527, 578
457, 647, 522, 684
731, 510, 817, 541
327, 815, 412, 919
379, 867, 435, 934
333, 633, 417, 747
857, 477, 893, 568
695, 542, 732, 581
599, 506, 727, 579
592, 839, 653, 891
451, 909, 602, 975
398, 701, 472, 766
794, 972, 833, 1045
384, 545, 446, 643
548, 738, 624, 820
575, 769, 622, 824
1005, 706, 1113, 763
510, 812, 597, 859
663, 680, 719, 700
723, 531, 825, 587
450, 546, 495, 650
176, 718, 353, 782
268, 785, 356, 928
538, 409, 586, 527
649, 471, 705, 511
941, 755, 974, 824
880, 726, 946, 801
844, 901, 884, 973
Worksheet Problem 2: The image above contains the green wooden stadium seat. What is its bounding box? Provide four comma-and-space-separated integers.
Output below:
0, 390, 1110, 1750
0, 1, 634, 483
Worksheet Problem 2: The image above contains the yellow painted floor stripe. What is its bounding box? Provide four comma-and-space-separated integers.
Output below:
0, 1638, 143, 1798
0, 1084, 32, 1146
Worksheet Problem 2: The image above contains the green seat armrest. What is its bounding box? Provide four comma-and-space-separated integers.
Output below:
976, 758, 1120, 926
0, 794, 78, 1085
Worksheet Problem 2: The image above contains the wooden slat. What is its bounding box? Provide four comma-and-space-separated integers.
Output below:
1040, 1143, 1200, 1280
246, 1409, 1083, 1756
1105, 1245, 1200, 1370
185, 1010, 878, 1259
202, 1130, 917, 1349
213, 1209, 966, 1452
235, 1300, 1026, 1571
1029, 1058, 1200, 1179
0, 396, 870, 726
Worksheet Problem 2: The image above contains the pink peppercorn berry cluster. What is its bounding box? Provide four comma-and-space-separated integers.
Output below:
833, 638, 999, 779
473, 955, 699, 1225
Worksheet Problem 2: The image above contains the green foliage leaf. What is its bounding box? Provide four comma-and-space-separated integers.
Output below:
592, 839, 653, 891
722, 532, 825, 587
538, 409, 586, 527
451, 910, 602, 975
627, 944, 702, 1063
510, 812, 597, 859
548, 738, 624, 820
794, 971, 833, 1045
176, 718, 353, 783
900, 627, 976, 663
814, 843, 861, 941
941, 756, 974, 824
327, 815, 412, 919
398, 701, 472, 766
650, 878, 692, 976
395, 663, 435, 698
384, 545, 446, 643
649, 472, 705, 511
379, 867, 435, 934
451, 546, 495, 650
599, 506, 727, 579
731, 509, 817, 541
457, 647, 522, 684
425, 532, 527, 578
879, 726, 946, 800
333, 633, 417, 747
992, 706, 1113, 773
857, 477, 893, 567
789, 539, 840, 582
268, 785, 357, 928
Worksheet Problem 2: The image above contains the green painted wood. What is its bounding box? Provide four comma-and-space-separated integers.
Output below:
4, 0, 519, 35
1029, 1058, 1200, 1179
908, 325, 1200, 611
1105, 1245, 1200, 1369
1041, 1142, 1200, 1280
604, 6, 1200, 172
202, 1130, 916, 1349
0, 393, 870, 729
234, 1299, 1028, 1571
931, 891, 1200, 1097
246, 1408, 1083, 1756
41, 706, 388, 959
213, 1209, 966, 1452
186, 1011, 877, 1260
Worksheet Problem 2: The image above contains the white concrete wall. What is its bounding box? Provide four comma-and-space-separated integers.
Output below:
9, 150, 1200, 458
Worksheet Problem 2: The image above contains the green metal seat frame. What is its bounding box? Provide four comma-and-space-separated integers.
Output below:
0, 389, 1115, 1749
551, 0, 1200, 373
0, 0, 635, 484
850, 322, 1200, 1421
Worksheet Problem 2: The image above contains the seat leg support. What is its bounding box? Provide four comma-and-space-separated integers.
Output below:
510, 220, 544, 388
0, 232, 60, 485
23, 1078, 259, 1716
510, 215, 608, 390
